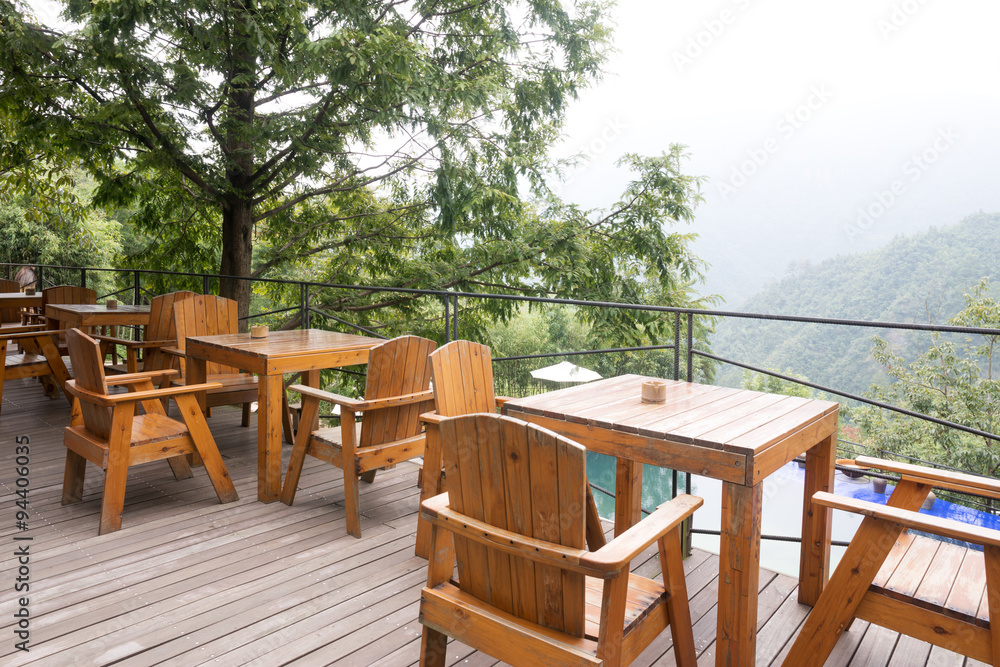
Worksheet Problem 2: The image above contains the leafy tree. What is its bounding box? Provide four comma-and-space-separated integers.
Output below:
2, 0, 709, 332
742, 368, 813, 399
855, 278, 1000, 476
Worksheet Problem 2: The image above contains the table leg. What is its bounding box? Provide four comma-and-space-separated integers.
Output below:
798, 433, 835, 605
258, 374, 283, 503
717, 481, 763, 667
614, 459, 643, 536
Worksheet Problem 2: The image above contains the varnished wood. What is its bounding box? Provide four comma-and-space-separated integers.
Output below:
37, 285, 97, 351
784, 467, 1000, 667
60, 328, 238, 534
0, 328, 73, 414
418, 413, 700, 667
183, 325, 382, 503
95, 291, 194, 374
281, 336, 436, 538
505, 374, 839, 667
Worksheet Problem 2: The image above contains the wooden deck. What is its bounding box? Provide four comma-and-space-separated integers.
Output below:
0, 376, 982, 666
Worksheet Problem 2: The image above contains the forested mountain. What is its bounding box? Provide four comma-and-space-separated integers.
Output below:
710, 211, 1000, 398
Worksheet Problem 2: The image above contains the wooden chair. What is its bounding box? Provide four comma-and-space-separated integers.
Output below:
415, 339, 606, 558
280, 335, 437, 538
61, 329, 239, 534
0, 326, 73, 414
94, 291, 195, 374
169, 294, 257, 426
783, 456, 1000, 666
419, 413, 702, 667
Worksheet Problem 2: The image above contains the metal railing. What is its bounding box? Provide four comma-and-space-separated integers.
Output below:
7, 261, 999, 532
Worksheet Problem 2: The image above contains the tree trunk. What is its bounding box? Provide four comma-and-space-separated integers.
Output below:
218, 3, 257, 329
220, 200, 253, 329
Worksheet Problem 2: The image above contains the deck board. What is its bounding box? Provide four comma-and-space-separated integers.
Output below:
0, 376, 977, 665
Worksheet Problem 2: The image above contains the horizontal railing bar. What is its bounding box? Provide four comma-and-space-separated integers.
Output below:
495, 344, 676, 363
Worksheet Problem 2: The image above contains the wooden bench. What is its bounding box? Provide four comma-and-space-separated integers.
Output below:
0, 326, 73, 414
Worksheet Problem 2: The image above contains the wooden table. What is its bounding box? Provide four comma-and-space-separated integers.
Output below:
44, 303, 151, 328
503, 375, 839, 666
184, 329, 383, 503
0, 292, 42, 310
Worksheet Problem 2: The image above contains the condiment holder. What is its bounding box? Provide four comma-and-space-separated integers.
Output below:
24, 287, 35, 296
641, 379, 667, 403
250, 324, 269, 339
106, 299, 118, 309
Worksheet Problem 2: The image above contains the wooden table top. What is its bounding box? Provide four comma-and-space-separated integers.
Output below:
504, 375, 839, 485
185, 329, 384, 359
0, 292, 42, 309
45, 303, 151, 327
46, 303, 150, 316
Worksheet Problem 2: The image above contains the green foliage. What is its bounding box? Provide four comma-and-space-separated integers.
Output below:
742, 369, 813, 399
854, 278, 1000, 476
1, 0, 709, 336
712, 212, 1000, 397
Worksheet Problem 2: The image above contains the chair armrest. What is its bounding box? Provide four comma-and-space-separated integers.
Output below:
1, 324, 45, 336
65, 379, 223, 407
105, 369, 180, 386
91, 334, 175, 349
495, 396, 514, 408
854, 456, 1000, 500
581, 494, 703, 575
5, 328, 68, 341
420, 411, 444, 425
161, 346, 184, 358
420, 492, 596, 576
813, 491, 1000, 549
289, 384, 432, 411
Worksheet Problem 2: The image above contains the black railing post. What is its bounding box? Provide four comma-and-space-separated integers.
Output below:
301, 282, 310, 329
133, 270, 140, 305
443, 296, 451, 343
80, 267, 86, 289
202, 274, 210, 295
452, 294, 459, 340
37, 266, 43, 289
673, 311, 681, 381
686, 313, 694, 382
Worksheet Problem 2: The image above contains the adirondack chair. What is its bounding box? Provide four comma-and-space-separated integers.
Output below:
415, 339, 606, 559
419, 413, 702, 667
94, 291, 195, 374
783, 456, 1000, 666
169, 294, 257, 426
280, 335, 437, 538
0, 326, 73, 414
61, 329, 239, 534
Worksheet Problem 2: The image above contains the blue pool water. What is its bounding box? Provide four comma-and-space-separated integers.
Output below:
587, 453, 999, 576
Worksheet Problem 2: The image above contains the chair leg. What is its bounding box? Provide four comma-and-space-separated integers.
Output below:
98, 454, 130, 535
419, 626, 448, 667
415, 423, 444, 558
241, 401, 251, 427
166, 455, 194, 480
343, 467, 362, 538
175, 395, 238, 504
660, 527, 697, 666
280, 397, 321, 505
360, 469, 377, 484
61, 450, 87, 505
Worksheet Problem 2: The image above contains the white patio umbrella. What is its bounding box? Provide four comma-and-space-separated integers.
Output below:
529, 361, 602, 384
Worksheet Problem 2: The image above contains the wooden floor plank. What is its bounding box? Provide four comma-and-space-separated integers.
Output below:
0, 376, 971, 666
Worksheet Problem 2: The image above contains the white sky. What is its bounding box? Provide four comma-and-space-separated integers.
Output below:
555, 0, 1000, 302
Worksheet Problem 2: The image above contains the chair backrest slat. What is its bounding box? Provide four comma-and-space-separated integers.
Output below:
359, 336, 436, 448
66, 329, 112, 439
42, 285, 97, 333
143, 291, 195, 372
172, 295, 239, 377
440, 413, 587, 637
429, 340, 496, 417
